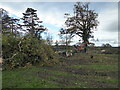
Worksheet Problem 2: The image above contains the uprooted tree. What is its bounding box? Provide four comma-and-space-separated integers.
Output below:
61, 2, 99, 52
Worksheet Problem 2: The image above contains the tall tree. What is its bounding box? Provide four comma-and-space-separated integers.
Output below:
62, 2, 99, 52
1, 8, 19, 35
20, 8, 46, 39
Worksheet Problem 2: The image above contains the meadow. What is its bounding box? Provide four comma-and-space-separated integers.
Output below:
2, 47, 119, 88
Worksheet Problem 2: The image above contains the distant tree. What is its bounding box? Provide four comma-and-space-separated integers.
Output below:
20, 8, 46, 39
61, 2, 99, 52
45, 33, 53, 45
55, 40, 59, 46
59, 28, 73, 47
88, 42, 95, 47
102, 43, 112, 47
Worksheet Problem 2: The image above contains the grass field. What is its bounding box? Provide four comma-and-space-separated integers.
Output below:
2, 48, 119, 88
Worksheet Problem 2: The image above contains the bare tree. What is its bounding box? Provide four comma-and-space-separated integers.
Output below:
45, 33, 53, 45
59, 30, 72, 48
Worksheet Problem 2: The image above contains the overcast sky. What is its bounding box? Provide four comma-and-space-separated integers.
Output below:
0, 1, 119, 47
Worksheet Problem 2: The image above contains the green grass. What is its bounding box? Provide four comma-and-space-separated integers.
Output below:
2, 49, 119, 88
38, 68, 71, 76
3, 64, 118, 88
69, 64, 118, 72
2, 67, 92, 88
0, 71, 2, 89
97, 77, 118, 84
63, 81, 89, 88
2, 67, 60, 88
92, 54, 118, 64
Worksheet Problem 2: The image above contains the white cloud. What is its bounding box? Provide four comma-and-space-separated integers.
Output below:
97, 8, 118, 32
0, 2, 66, 28
38, 9, 65, 28
0, 4, 23, 18
47, 28, 59, 34
0, 0, 119, 2
93, 4, 118, 46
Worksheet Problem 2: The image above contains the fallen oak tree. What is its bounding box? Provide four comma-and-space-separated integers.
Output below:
2, 35, 59, 70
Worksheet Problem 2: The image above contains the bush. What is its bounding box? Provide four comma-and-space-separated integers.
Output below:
2, 35, 59, 70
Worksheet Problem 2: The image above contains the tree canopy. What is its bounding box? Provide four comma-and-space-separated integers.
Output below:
0, 8, 19, 35
60, 2, 99, 44
20, 8, 47, 39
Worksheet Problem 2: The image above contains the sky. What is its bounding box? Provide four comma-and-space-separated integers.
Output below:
0, 0, 119, 47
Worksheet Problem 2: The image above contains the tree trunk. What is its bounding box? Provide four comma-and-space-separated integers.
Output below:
83, 36, 88, 53
84, 44, 87, 53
